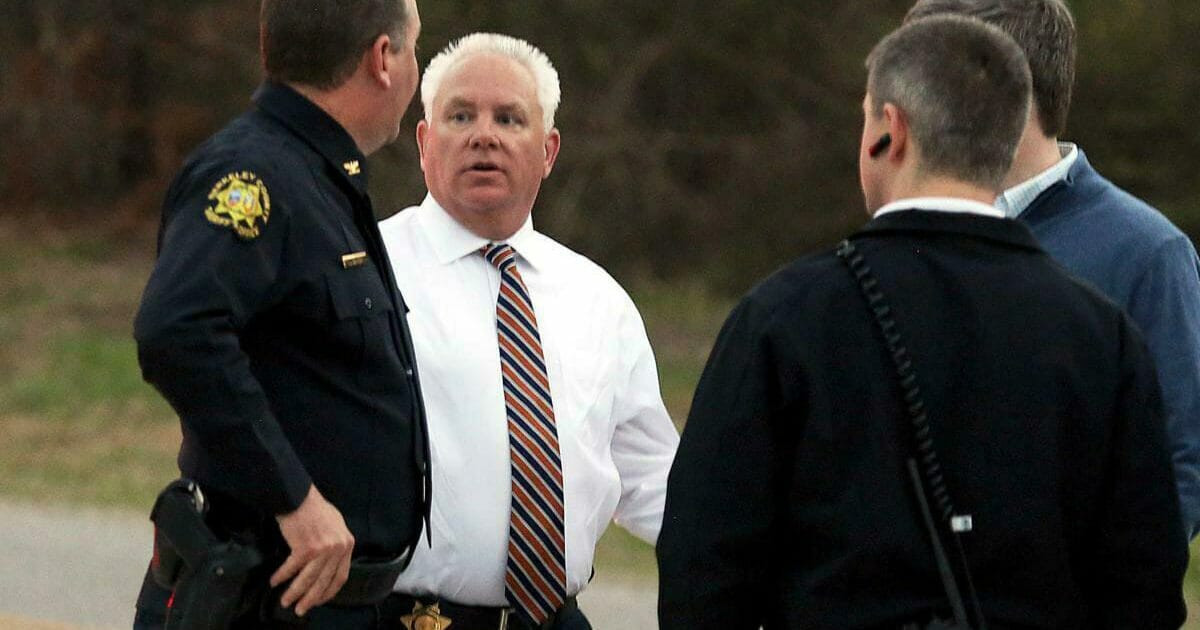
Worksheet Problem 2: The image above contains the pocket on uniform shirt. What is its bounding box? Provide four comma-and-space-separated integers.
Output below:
324, 268, 395, 369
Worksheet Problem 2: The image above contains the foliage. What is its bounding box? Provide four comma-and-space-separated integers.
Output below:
0, 1, 1196, 297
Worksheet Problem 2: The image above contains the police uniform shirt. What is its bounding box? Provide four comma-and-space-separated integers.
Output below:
380, 194, 680, 605
134, 81, 429, 557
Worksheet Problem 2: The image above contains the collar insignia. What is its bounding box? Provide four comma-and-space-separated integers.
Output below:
204, 171, 270, 240
343, 160, 362, 176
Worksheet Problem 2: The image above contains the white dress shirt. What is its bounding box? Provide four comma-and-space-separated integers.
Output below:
995, 142, 1078, 218
380, 194, 680, 605
874, 196, 1005, 219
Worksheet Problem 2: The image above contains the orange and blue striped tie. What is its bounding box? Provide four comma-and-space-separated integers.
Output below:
483, 243, 566, 624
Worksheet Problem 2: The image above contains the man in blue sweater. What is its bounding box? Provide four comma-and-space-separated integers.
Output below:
907, 0, 1200, 539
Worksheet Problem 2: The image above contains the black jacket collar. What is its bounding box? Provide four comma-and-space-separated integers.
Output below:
253, 81, 369, 196
856, 209, 1043, 253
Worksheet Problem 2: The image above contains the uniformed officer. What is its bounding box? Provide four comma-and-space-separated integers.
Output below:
132, 1, 428, 627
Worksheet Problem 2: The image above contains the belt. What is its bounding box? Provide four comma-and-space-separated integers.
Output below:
383, 593, 579, 630
329, 548, 415, 606
265, 546, 416, 623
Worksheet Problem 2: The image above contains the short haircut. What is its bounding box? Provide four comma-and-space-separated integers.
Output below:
866, 16, 1032, 189
905, 0, 1076, 138
421, 33, 561, 133
260, 0, 409, 90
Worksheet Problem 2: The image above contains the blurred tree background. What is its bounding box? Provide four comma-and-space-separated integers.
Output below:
0, 0, 1196, 295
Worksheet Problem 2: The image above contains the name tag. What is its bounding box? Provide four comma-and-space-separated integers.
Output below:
341, 251, 368, 269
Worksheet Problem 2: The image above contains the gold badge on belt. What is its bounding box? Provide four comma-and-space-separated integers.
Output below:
401, 602, 453, 630
204, 170, 271, 240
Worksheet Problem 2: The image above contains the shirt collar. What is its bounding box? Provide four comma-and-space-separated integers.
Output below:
416, 194, 546, 269
860, 207, 1043, 253
874, 196, 1005, 219
995, 142, 1078, 218
252, 81, 369, 195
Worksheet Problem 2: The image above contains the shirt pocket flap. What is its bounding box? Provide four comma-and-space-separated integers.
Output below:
326, 270, 395, 320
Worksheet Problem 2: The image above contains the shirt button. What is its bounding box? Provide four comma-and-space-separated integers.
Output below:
364, 297, 373, 310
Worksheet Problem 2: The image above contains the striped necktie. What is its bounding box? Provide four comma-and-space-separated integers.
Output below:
483, 243, 566, 624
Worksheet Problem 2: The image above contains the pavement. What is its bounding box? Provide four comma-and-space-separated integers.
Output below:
0, 500, 657, 629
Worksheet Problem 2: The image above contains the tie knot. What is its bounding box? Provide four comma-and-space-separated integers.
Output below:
483, 243, 517, 272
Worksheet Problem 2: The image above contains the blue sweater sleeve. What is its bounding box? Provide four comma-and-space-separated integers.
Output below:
1126, 234, 1200, 539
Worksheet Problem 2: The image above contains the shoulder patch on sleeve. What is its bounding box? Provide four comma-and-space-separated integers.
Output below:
204, 171, 271, 239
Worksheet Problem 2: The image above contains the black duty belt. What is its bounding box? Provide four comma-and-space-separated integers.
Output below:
331, 551, 415, 606
264, 549, 415, 624
383, 593, 579, 630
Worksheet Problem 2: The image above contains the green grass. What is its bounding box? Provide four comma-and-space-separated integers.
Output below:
594, 526, 657, 585
3, 334, 153, 415
630, 280, 734, 424
3, 220, 1200, 626
0, 220, 178, 506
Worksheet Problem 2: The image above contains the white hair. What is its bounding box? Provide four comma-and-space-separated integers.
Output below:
420, 33, 561, 132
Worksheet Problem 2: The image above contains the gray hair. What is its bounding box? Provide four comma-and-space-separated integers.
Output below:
905, 0, 1076, 138
866, 15, 1032, 189
420, 33, 561, 132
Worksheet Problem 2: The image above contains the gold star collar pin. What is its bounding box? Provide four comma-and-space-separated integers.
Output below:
343, 160, 362, 176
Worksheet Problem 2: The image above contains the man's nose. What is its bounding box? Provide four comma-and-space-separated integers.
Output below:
468, 120, 500, 150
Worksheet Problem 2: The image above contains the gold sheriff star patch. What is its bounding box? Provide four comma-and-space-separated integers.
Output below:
204, 171, 271, 239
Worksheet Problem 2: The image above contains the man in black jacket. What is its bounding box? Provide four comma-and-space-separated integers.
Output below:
132, 1, 429, 627
657, 15, 1186, 630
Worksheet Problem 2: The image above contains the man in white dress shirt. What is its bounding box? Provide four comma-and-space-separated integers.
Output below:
378, 33, 679, 630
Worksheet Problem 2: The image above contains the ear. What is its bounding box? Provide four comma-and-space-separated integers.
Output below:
415, 119, 429, 172
882, 103, 908, 164
542, 128, 562, 178
366, 34, 393, 88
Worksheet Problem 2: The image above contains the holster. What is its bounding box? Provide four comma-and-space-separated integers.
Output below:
150, 479, 264, 630
149, 478, 414, 627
